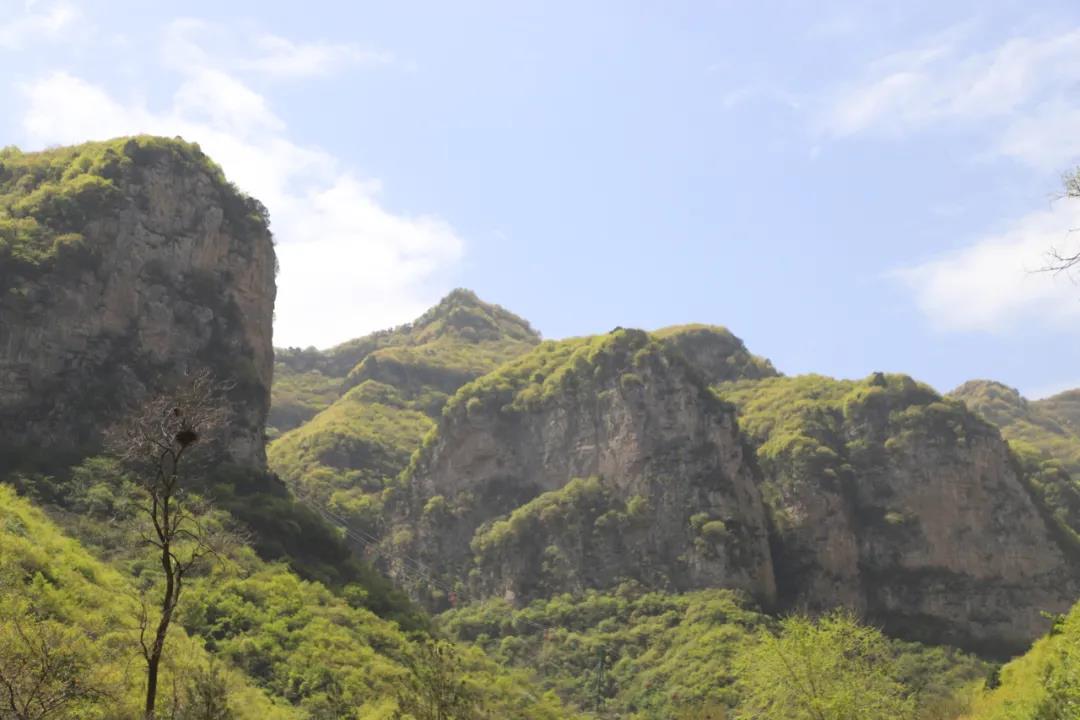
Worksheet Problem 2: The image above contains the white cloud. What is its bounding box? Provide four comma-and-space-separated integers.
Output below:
163, 18, 393, 80
0, 1, 79, 49
240, 34, 394, 78
824, 27, 1080, 169
18, 27, 462, 349
896, 199, 1080, 333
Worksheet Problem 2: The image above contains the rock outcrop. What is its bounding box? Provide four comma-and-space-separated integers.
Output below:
0, 136, 276, 471
390, 328, 777, 609
721, 373, 1080, 655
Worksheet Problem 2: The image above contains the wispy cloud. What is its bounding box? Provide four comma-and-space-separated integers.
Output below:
896, 198, 1080, 334
18, 20, 461, 349
239, 34, 394, 78
0, 1, 79, 49
824, 26, 1080, 169
163, 18, 394, 80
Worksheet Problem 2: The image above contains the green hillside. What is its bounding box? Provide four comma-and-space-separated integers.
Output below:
0, 463, 580, 719
441, 587, 989, 719
269, 290, 540, 536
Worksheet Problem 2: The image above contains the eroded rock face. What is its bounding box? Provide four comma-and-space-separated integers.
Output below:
393, 330, 777, 608
0, 138, 275, 470
724, 374, 1079, 655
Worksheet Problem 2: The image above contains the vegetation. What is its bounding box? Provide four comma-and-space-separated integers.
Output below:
268, 290, 540, 549
440, 587, 988, 719
960, 599, 1080, 719
652, 324, 778, 382
735, 611, 916, 720
0, 136, 265, 285
0, 463, 581, 719
950, 381, 1080, 551
718, 373, 999, 513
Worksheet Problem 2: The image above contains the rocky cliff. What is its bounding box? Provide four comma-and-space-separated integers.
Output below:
0, 136, 276, 471
721, 373, 1080, 655
388, 328, 778, 609
376, 318, 1080, 653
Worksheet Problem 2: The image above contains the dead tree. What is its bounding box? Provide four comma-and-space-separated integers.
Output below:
1045, 170, 1080, 273
109, 370, 230, 720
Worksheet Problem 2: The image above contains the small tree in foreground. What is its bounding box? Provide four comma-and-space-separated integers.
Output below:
393, 639, 482, 720
109, 370, 231, 720
734, 610, 914, 720
174, 660, 235, 720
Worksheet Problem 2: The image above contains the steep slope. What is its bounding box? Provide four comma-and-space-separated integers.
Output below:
387, 327, 778, 609
0, 483, 298, 719
719, 373, 1079, 655
270, 288, 540, 434
0, 467, 582, 719
268, 290, 540, 534
961, 596, 1080, 718
0, 137, 275, 470
0, 136, 420, 625
951, 380, 1080, 475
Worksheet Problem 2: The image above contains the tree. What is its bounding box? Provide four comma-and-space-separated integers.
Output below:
174, 660, 234, 720
0, 602, 105, 720
1044, 170, 1080, 273
110, 370, 231, 720
393, 639, 481, 720
733, 611, 914, 720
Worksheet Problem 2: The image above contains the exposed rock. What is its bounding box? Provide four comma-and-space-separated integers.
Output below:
390, 329, 777, 609
0, 137, 275, 471
722, 373, 1079, 655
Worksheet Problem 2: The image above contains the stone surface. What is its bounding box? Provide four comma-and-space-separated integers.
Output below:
0, 139, 276, 470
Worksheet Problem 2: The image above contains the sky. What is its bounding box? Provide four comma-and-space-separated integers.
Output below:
4, 0, 1080, 398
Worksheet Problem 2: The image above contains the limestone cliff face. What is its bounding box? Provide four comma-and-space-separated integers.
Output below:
391, 329, 777, 608
722, 373, 1079, 655
0, 137, 276, 470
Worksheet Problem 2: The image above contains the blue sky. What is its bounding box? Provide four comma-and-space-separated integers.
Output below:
5, 0, 1080, 398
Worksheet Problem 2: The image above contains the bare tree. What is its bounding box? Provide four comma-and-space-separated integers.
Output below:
1044, 170, 1080, 273
0, 607, 105, 720
109, 370, 231, 720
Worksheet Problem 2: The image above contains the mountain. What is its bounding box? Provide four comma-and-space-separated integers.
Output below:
720, 373, 1077, 654
268, 289, 540, 536
0, 137, 275, 471
385, 327, 778, 608
951, 380, 1080, 475
0, 137, 582, 719
376, 324, 1079, 654
11, 134, 1080, 719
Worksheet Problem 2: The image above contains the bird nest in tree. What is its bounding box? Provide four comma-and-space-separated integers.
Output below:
175, 428, 199, 447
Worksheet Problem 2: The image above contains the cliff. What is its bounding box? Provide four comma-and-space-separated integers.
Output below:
388, 328, 778, 609
721, 373, 1080, 654
268, 289, 540, 537
0, 136, 276, 470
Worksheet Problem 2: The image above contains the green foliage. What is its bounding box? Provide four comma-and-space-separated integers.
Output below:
0, 136, 263, 284
718, 373, 997, 518
951, 381, 1080, 553
176, 661, 236, 720
441, 589, 986, 719
734, 611, 916, 720
0, 465, 582, 720
652, 324, 778, 383
268, 290, 541, 565
471, 477, 613, 556
0, 483, 298, 720
961, 599, 1080, 719
392, 639, 481, 720
266, 366, 341, 436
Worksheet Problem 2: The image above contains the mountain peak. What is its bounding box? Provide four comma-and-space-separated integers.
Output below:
409, 288, 540, 344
